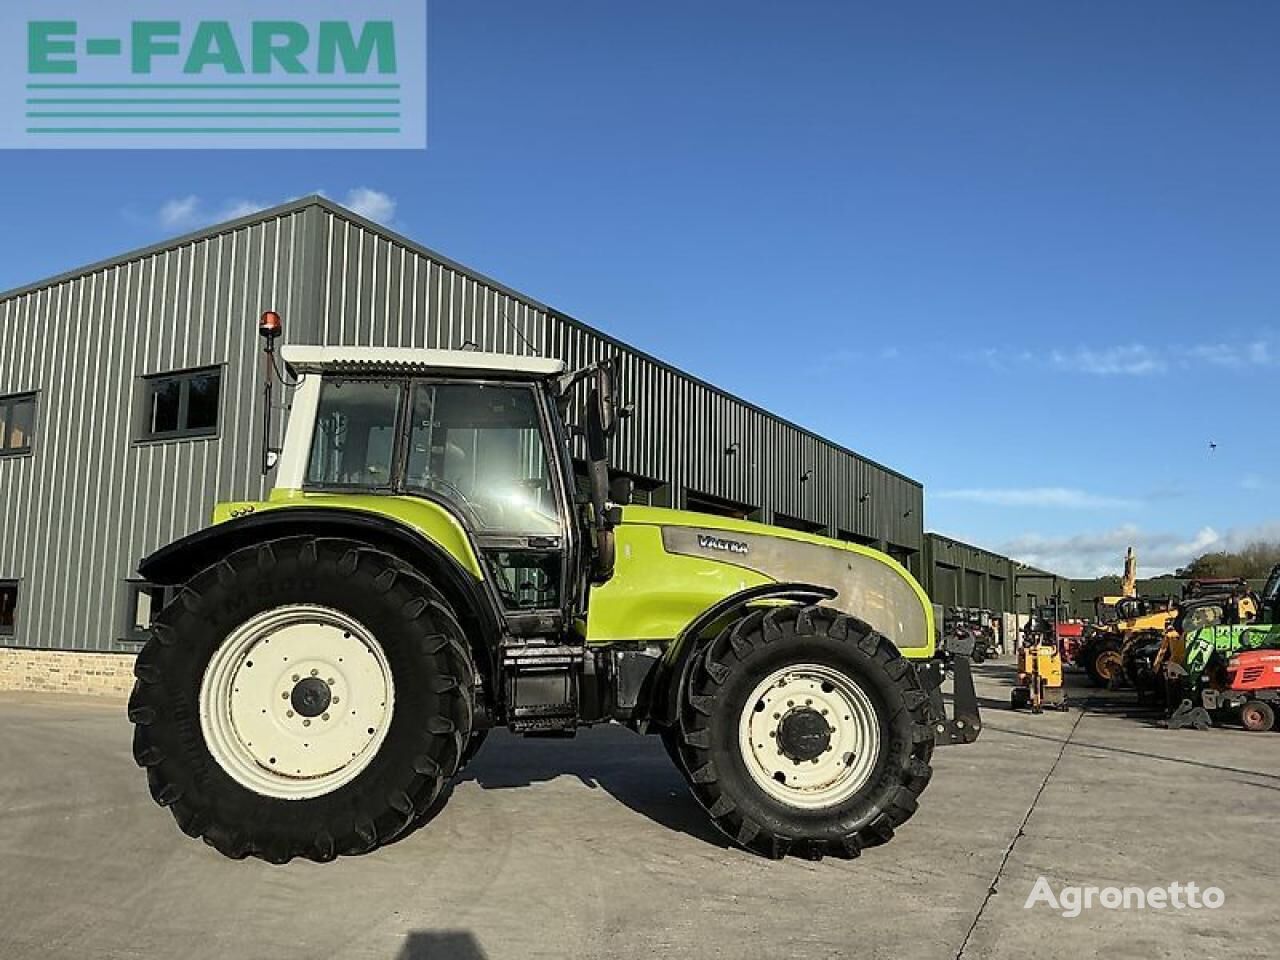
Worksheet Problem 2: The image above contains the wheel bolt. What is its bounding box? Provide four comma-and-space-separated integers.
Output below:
310, 669, 319, 677
286, 710, 294, 718
292, 674, 300, 682
281, 692, 288, 699
333, 697, 340, 704
303, 719, 311, 727
327, 677, 335, 685
322, 713, 330, 721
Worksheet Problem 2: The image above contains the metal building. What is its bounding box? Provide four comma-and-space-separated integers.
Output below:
0, 196, 925, 656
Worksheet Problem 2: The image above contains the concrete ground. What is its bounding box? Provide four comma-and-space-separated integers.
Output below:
1, 664, 1277, 960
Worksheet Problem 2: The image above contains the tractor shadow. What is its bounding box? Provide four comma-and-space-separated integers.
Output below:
396, 930, 487, 959
456, 726, 732, 850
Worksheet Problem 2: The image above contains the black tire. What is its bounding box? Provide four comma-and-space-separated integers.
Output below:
129, 536, 475, 864
669, 605, 934, 861
1084, 639, 1123, 687
1241, 700, 1276, 733
660, 725, 685, 772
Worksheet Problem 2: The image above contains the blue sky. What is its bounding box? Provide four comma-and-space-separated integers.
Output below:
2, 1, 1277, 576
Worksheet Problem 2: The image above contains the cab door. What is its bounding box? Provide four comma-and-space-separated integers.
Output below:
401, 379, 574, 634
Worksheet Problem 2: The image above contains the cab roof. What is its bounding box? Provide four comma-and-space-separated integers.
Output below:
281, 346, 566, 378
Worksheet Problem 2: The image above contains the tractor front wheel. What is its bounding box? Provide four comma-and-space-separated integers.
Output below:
670, 605, 933, 860
129, 537, 475, 863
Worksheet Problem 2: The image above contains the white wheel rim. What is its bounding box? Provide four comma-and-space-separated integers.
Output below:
738, 663, 881, 810
199, 605, 395, 800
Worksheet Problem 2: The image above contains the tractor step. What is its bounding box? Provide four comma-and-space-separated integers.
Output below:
501, 642, 584, 734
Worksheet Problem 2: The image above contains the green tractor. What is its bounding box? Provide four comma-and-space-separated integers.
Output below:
129, 317, 979, 864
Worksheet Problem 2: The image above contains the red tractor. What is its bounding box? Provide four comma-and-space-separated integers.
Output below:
1203, 649, 1280, 732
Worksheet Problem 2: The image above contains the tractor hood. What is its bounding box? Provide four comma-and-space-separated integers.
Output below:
616, 506, 934, 658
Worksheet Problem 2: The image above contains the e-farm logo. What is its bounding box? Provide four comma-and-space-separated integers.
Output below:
0, 1, 426, 149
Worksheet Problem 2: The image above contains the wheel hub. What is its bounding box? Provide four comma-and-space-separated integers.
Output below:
291, 676, 333, 718
199, 605, 395, 800
738, 663, 882, 810
776, 707, 832, 762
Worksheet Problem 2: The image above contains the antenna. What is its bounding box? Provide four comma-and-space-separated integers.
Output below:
500, 303, 541, 357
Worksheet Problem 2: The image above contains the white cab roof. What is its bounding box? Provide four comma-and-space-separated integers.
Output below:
281, 346, 565, 378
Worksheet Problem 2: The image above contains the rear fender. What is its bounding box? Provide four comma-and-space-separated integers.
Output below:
138, 507, 503, 682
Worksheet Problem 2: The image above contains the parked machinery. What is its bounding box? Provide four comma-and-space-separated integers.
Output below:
1167, 565, 1280, 730
944, 607, 998, 663
1133, 578, 1259, 702
1010, 598, 1067, 712
1080, 595, 1178, 689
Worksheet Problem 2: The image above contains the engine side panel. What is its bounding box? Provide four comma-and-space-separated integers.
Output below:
587, 507, 935, 658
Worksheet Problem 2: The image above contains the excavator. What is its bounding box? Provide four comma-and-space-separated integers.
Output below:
1076, 548, 1178, 686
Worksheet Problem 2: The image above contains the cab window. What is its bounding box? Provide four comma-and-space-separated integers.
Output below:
306, 379, 402, 488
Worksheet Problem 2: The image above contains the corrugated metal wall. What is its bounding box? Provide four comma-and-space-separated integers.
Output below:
0, 198, 926, 652
0, 211, 308, 652
923, 533, 1017, 614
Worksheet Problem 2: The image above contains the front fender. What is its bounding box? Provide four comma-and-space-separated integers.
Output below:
642, 582, 836, 729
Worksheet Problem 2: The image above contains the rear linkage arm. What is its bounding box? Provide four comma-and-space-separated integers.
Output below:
918, 650, 982, 746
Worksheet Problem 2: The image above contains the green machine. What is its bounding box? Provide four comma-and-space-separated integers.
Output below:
129, 314, 980, 864
1166, 565, 1280, 729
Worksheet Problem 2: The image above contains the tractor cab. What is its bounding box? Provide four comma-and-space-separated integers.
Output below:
275, 347, 594, 639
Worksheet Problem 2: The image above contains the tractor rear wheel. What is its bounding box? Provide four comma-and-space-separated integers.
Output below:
1240, 700, 1276, 732
129, 537, 475, 863
670, 605, 933, 860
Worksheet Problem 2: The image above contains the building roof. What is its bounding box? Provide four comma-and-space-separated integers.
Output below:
281, 345, 566, 377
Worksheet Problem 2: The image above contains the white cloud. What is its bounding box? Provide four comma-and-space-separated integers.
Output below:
150, 188, 397, 233
154, 195, 268, 232
969, 337, 1278, 377
1050, 344, 1165, 376
993, 521, 1280, 578
932, 487, 1137, 509
219, 199, 268, 221
158, 195, 201, 230
342, 187, 396, 224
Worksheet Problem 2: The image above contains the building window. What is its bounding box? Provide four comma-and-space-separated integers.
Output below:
774, 512, 826, 534
0, 392, 37, 456
685, 489, 759, 521
123, 581, 173, 645
138, 367, 221, 442
837, 529, 880, 548
0, 581, 17, 637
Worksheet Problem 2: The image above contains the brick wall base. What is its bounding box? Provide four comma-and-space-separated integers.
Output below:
0, 647, 137, 699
